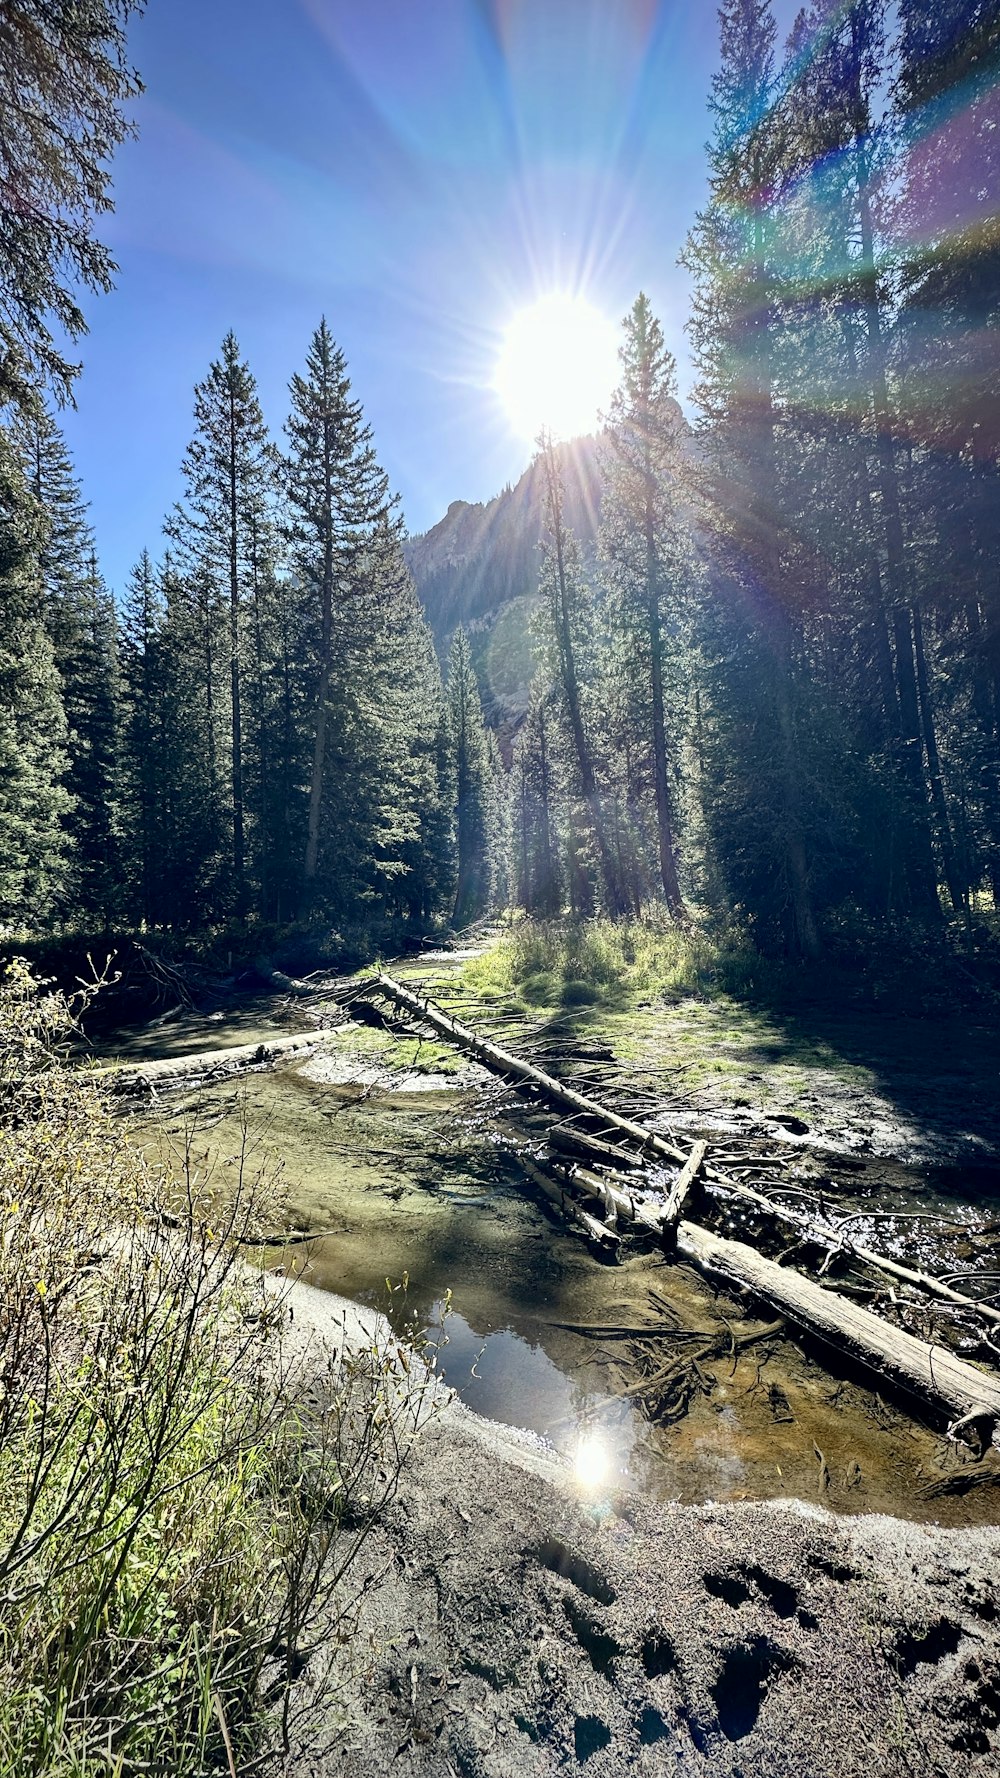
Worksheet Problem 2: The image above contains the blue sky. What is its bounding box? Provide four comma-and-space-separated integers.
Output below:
62, 0, 801, 594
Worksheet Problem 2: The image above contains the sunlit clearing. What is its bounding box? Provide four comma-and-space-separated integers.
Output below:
573, 1430, 612, 1492
494, 293, 620, 444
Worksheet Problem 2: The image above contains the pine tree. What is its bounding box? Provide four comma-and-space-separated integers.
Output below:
894, 0, 1000, 906
510, 680, 561, 915
0, 0, 144, 416
682, 0, 821, 955
167, 333, 273, 917
535, 432, 626, 915
119, 549, 168, 926
0, 432, 71, 922
601, 294, 687, 913
13, 404, 121, 922
284, 320, 400, 914
446, 629, 492, 926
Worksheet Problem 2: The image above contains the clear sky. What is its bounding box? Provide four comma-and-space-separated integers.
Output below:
62, 0, 801, 594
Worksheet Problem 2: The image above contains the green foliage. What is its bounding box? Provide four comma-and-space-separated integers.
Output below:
462, 915, 774, 1013
0, 433, 72, 924
446, 628, 491, 924
0, 1, 144, 417
0, 961, 424, 1773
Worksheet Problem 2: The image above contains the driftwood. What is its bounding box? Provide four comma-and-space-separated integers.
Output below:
103, 1029, 333, 1092
662, 1138, 707, 1228
549, 1124, 640, 1172
705, 1172, 1000, 1331
363, 972, 1000, 1445
677, 1220, 1000, 1448
255, 959, 316, 999
521, 1156, 620, 1250
371, 973, 1000, 1332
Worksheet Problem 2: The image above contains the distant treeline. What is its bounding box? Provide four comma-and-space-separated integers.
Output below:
0, 1, 998, 959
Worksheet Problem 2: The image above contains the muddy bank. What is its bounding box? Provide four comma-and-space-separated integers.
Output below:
281, 1282, 1000, 1778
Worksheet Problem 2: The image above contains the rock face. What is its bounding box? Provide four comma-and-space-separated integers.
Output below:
403, 435, 604, 720
405, 407, 692, 720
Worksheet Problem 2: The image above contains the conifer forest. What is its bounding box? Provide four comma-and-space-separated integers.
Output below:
2, 1, 998, 968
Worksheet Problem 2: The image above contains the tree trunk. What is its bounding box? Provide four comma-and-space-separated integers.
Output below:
541, 441, 624, 914
852, 99, 940, 921
228, 393, 246, 916
643, 434, 683, 912
912, 601, 964, 912
303, 429, 336, 900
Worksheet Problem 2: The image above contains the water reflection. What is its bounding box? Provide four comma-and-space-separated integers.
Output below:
418, 1300, 640, 1489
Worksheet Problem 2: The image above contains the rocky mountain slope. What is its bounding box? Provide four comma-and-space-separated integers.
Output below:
405, 409, 693, 719
403, 435, 604, 718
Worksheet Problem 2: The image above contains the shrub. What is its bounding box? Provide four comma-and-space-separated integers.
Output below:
0, 961, 418, 1774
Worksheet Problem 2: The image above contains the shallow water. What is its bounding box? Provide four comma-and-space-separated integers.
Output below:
117, 1000, 1000, 1527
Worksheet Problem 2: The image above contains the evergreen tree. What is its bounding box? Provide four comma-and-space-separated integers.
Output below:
284, 320, 400, 914
894, 0, 1000, 906
119, 549, 169, 926
0, 432, 71, 922
13, 404, 121, 922
0, 0, 144, 416
682, 0, 821, 954
167, 333, 273, 917
510, 680, 561, 915
535, 432, 626, 915
601, 294, 687, 913
446, 629, 492, 926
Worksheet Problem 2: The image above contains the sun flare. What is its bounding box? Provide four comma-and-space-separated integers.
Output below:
493, 293, 620, 445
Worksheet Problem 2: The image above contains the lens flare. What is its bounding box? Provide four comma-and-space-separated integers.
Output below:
493, 292, 619, 445
573, 1430, 612, 1492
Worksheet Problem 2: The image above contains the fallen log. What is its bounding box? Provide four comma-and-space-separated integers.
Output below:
549, 1124, 641, 1172
365, 973, 1000, 1416
101, 1028, 334, 1091
255, 959, 316, 999
662, 1139, 707, 1229
371, 972, 1000, 1328
676, 1220, 1000, 1449
705, 1172, 1000, 1331
520, 1156, 620, 1251
370, 972, 689, 1167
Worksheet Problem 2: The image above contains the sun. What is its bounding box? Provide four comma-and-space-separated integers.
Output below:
493, 293, 620, 445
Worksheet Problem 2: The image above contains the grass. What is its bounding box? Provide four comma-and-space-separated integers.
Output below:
459, 915, 786, 1017
0, 961, 425, 1775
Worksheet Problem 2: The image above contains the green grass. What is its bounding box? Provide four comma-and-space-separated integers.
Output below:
460, 915, 784, 1016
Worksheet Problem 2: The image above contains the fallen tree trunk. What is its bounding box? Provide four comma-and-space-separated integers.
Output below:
521, 1155, 620, 1250
370, 974, 1000, 1331
676, 1219, 1000, 1449
102, 1029, 333, 1092
705, 1172, 1000, 1331
662, 1139, 707, 1229
365, 974, 1000, 1395
255, 959, 316, 998
370, 973, 689, 1164
549, 1124, 640, 1172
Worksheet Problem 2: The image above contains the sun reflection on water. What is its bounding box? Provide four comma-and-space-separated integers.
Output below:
572, 1430, 613, 1493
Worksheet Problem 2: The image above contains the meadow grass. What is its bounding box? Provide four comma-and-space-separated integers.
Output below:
460, 915, 787, 1016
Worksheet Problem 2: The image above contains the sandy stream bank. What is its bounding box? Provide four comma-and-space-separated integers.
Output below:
278, 1277, 1000, 1778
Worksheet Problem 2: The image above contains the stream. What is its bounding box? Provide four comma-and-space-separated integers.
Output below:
98, 979, 1000, 1530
